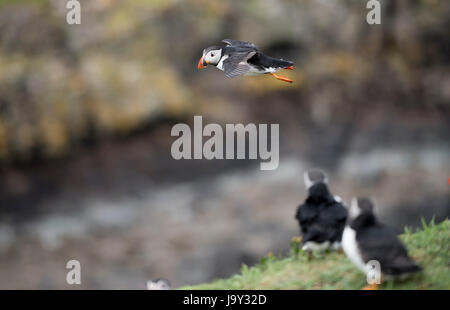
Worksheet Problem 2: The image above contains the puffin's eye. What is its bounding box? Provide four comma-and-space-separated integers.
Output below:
211, 53, 215, 57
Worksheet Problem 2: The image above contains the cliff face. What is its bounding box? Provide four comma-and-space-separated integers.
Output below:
0, 0, 448, 289
0, 0, 448, 162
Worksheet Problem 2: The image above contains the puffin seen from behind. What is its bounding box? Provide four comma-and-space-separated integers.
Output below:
295, 169, 348, 259
198, 39, 294, 83
342, 197, 422, 290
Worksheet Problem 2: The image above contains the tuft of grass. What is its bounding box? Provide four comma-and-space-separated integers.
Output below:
180, 220, 450, 290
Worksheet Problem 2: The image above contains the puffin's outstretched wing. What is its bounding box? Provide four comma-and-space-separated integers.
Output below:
222, 39, 257, 49
223, 51, 257, 78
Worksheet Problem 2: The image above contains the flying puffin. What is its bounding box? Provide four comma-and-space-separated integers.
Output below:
198, 39, 294, 83
342, 198, 422, 290
147, 278, 171, 290
295, 169, 348, 259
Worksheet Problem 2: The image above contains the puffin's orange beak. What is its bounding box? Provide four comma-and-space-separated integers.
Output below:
198, 56, 207, 69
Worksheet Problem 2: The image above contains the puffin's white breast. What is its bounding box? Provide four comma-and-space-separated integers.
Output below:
342, 226, 366, 273
216, 55, 228, 71
247, 66, 279, 75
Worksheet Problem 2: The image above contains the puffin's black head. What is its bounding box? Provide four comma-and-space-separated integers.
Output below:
303, 168, 327, 190
198, 45, 222, 69
350, 197, 375, 220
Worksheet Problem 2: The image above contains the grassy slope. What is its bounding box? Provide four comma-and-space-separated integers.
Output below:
182, 219, 450, 290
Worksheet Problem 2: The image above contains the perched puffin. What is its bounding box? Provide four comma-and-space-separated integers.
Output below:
342, 198, 422, 290
198, 39, 294, 83
295, 169, 348, 259
147, 278, 171, 290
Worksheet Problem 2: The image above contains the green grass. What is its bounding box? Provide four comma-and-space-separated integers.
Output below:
181, 219, 450, 290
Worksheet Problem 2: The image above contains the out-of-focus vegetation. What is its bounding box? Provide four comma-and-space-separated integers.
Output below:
182, 219, 450, 290
0, 0, 448, 163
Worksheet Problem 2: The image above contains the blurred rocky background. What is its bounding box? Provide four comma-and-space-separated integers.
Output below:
0, 0, 448, 289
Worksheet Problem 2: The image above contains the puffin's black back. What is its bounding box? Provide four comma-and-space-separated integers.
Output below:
247, 53, 294, 70
295, 183, 348, 243
222, 45, 294, 70
352, 213, 422, 276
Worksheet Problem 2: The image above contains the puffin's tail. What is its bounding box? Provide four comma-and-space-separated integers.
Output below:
263, 55, 293, 69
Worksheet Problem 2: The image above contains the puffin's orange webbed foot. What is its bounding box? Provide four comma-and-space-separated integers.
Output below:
270, 73, 293, 83
362, 283, 379, 290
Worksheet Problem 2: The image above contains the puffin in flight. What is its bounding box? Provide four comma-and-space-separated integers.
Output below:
198, 39, 294, 83
342, 198, 422, 290
295, 169, 348, 259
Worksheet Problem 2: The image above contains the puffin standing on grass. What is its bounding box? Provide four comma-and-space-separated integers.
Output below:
198, 39, 294, 83
342, 198, 422, 290
295, 169, 348, 259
